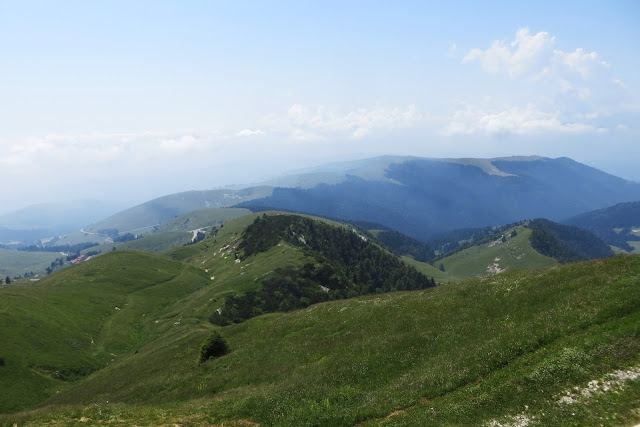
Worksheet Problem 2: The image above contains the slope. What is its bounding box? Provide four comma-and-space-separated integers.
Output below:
0, 251, 210, 413
5, 254, 639, 426
0, 248, 62, 279
86, 187, 272, 234
564, 201, 640, 252
528, 218, 614, 262
437, 224, 557, 279
0, 211, 436, 416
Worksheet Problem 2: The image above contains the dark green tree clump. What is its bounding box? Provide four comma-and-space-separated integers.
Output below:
374, 229, 435, 262
529, 219, 614, 263
211, 215, 436, 325
199, 331, 229, 363
114, 233, 137, 243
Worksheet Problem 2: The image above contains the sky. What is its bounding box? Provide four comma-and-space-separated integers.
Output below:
1, 0, 639, 213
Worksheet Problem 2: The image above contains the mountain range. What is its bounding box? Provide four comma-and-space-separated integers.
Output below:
5, 155, 638, 245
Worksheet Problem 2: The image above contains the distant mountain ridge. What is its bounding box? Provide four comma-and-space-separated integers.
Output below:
80, 155, 640, 242
238, 156, 640, 240
86, 187, 273, 233
0, 199, 120, 235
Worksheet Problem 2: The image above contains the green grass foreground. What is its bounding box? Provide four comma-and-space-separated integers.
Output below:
1, 252, 639, 425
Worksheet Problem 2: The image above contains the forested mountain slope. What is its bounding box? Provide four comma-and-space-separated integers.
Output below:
238, 156, 640, 240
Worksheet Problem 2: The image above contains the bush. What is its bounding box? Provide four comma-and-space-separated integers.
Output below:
199, 331, 229, 363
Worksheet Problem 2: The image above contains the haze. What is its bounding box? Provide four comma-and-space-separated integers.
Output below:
1, 0, 639, 214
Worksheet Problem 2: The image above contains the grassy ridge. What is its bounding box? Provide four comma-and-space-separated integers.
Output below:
4, 255, 639, 425
438, 225, 557, 279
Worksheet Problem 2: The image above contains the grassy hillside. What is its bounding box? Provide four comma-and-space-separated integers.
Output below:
0, 251, 210, 413
0, 248, 62, 279
3, 254, 639, 426
81, 231, 193, 256
154, 208, 250, 234
86, 188, 272, 233
437, 225, 557, 279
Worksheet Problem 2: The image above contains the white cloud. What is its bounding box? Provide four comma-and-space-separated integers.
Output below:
441, 103, 600, 136
462, 27, 613, 85
462, 28, 620, 101
463, 28, 555, 78
159, 135, 199, 151
261, 104, 423, 140
457, 27, 635, 135
236, 129, 265, 137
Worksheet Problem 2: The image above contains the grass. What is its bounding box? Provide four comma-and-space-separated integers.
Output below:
400, 255, 458, 283
49, 230, 109, 246
82, 231, 193, 256
2, 252, 639, 426
154, 208, 251, 234
0, 250, 209, 414
0, 248, 62, 278
438, 225, 557, 279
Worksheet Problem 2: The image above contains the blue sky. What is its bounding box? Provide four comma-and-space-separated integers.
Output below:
1, 1, 638, 211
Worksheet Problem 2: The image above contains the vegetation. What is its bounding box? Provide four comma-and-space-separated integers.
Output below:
373, 229, 435, 262
436, 225, 557, 279
2, 254, 639, 426
239, 157, 640, 241
211, 215, 435, 325
87, 189, 270, 233
153, 208, 251, 234
0, 250, 209, 413
113, 232, 137, 243
529, 218, 614, 263
0, 247, 63, 278
564, 201, 640, 252
199, 331, 229, 362
428, 222, 525, 259
1, 210, 639, 426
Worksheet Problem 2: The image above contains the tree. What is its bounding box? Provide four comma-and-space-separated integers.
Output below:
439, 263, 445, 272
4, 276, 10, 285
199, 331, 229, 363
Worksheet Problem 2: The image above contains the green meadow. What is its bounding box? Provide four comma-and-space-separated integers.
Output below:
0, 213, 638, 426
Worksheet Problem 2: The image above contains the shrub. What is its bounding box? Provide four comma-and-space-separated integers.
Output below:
199, 331, 229, 363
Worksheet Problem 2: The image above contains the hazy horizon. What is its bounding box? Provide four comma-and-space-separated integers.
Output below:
1, 1, 638, 213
